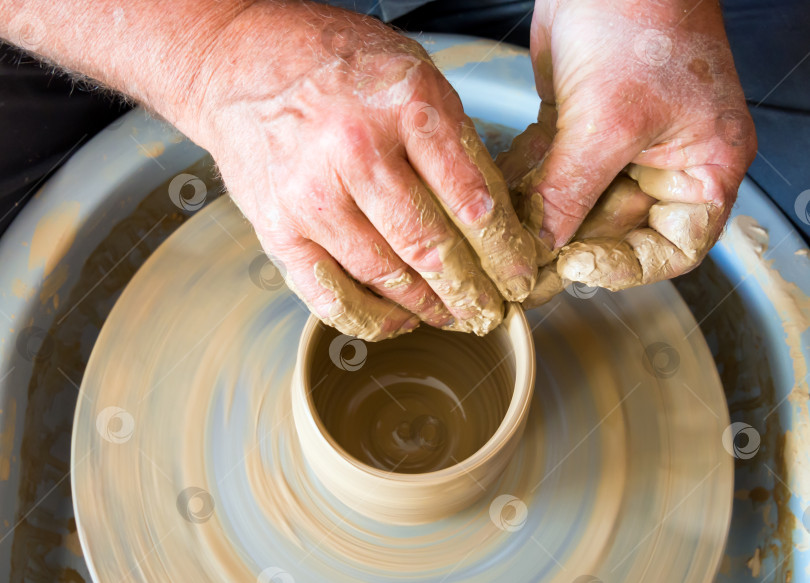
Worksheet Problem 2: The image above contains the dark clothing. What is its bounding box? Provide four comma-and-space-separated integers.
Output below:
1, 0, 808, 241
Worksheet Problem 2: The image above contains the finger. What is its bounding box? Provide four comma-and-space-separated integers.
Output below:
530, 111, 646, 249
626, 163, 732, 252
557, 201, 722, 289
522, 263, 566, 309
626, 164, 706, 204
529, 11, 554, 102
347, 158, 504, 336
575, 176, 656, 239
268, 237, 418, 342
304, 199, 456, 330
556, 238, 643, 291
496, 103, 559, 267
495, 102, 557, 189
400, 90, 537, 302
628, 107, 756, 204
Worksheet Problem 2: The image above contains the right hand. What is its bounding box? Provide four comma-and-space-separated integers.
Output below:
176, 4, 537, 341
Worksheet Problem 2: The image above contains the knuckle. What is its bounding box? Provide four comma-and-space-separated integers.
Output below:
542, 189, 591, 222
334, 119, 374, 155
446, 178, 487, 215
362, 264, 410, 289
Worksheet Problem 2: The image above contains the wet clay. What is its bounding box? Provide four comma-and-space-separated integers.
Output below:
308, 322, 513, 473
71, 196, 732, 581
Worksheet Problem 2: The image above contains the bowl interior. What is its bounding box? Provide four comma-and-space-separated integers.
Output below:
302, 312, 525, 475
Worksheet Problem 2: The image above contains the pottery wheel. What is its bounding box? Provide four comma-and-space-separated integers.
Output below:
72, 195, 733, 582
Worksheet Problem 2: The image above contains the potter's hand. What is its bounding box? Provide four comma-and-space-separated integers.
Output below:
496, 0, 756, 307
183, 4, 537, 341
0, 1, 537, 342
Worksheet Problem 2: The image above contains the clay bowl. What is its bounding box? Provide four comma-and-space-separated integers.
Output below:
291, 303, 535, 525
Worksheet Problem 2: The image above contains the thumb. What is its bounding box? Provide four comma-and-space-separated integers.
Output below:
532, 118, 644, 248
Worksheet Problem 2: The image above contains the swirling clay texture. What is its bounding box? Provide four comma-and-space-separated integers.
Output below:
72, 196, 733, 582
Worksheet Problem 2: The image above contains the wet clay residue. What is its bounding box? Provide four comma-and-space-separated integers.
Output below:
28, 200, 81, 278
308, 322, 513, 473
673, 215, 810, 581
8, 156, 221, 581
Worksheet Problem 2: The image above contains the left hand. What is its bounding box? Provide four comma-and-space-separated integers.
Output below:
496, 0, 757, 306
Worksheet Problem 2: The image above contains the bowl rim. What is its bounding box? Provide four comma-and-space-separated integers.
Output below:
293, 303, 535, 484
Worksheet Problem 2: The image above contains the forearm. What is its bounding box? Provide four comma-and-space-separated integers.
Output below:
0, 1, 314, 138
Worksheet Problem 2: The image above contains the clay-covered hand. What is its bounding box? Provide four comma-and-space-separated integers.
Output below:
496, 0, 756, 307
181, 4, 536, 340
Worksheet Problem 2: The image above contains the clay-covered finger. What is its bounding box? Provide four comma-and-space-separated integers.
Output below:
626, 164, 707, 204
522, 263, 566, 309
304, 200, 456, 330
557, 201, 721, 289
556, 238, 643, 291
400, 94, 537, 302
495, 104, 559, 268
495, 102, 557, 190
575, 176, 656, 239
269, 238, 418, 342
348, 159, 503, 335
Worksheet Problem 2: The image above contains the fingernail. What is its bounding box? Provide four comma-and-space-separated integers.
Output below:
504, 275, 533, 302
457, 191, 492, 224
401, 317, 420, 332
539, 228, 556, 250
